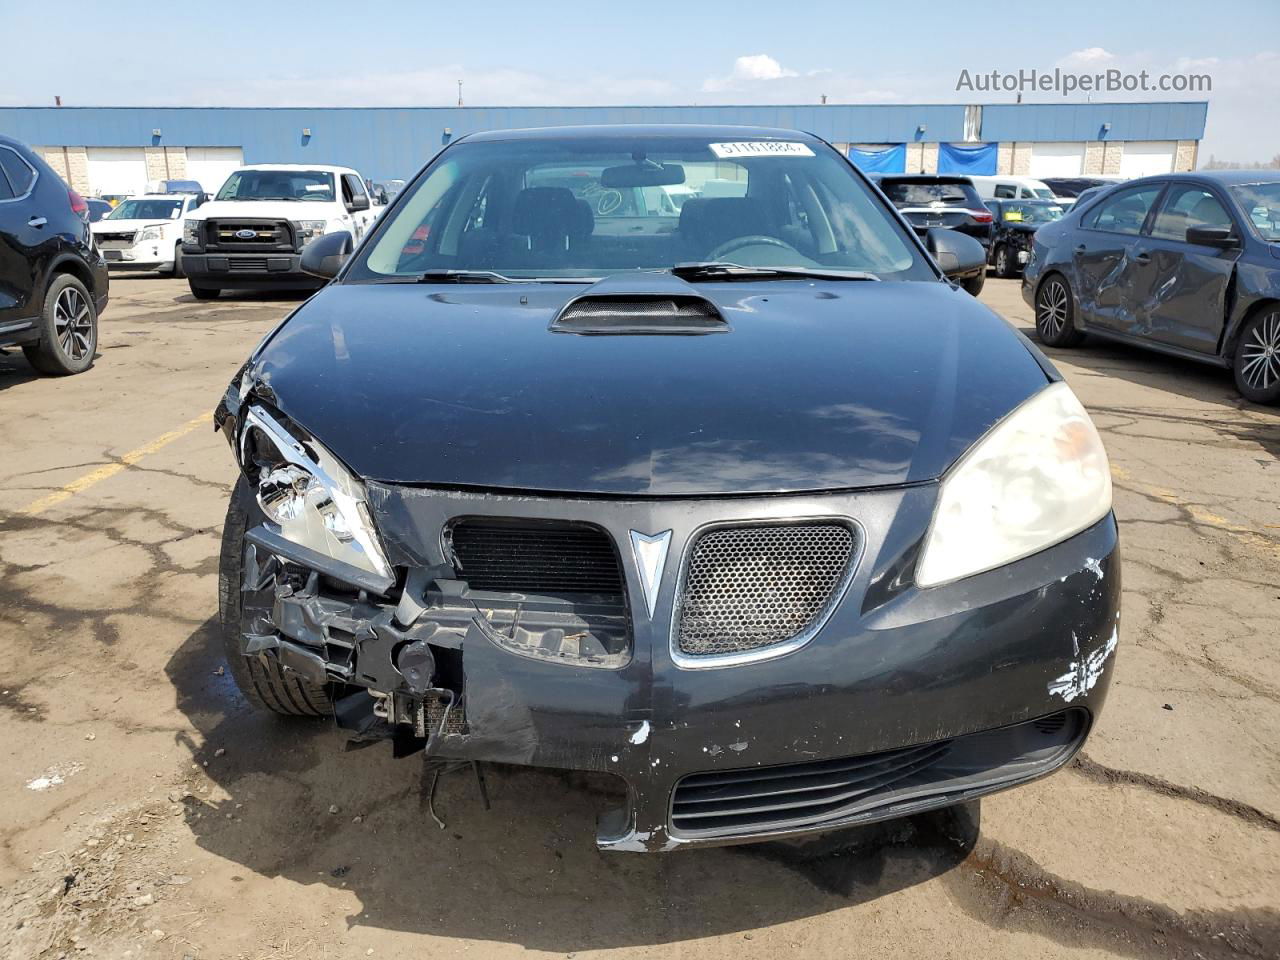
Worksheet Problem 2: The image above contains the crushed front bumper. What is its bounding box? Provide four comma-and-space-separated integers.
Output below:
231, 482, 1120, 852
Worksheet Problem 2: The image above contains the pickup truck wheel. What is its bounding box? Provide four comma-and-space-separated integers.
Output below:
1233, 308, 1280, 405
219, 477, 335, 718
961, 273, 985, 297
22, 273, 98, 375
171, 244, 186, 278
189, 281, 220, 300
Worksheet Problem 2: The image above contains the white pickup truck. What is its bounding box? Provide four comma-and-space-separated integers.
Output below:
179, 164, 376, 299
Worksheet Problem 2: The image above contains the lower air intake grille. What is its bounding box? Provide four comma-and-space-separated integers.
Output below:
673, 741, 951, 837
670, 709, 1089, 840
448, 518, 623, 595
676, 522, 855, 657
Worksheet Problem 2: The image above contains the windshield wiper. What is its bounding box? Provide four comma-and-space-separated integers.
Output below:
415, 269, 515, 284
671, 262, 880, 282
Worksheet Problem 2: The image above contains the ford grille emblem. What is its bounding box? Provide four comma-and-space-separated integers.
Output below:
234, 229, 257, 239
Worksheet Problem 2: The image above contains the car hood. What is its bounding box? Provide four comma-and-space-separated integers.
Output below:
247, 278, 1051, 496
91, 218, 175, 233
191, 200, 330, 221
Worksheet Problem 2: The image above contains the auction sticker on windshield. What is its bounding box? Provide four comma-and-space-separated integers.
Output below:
709, 141, 815, 158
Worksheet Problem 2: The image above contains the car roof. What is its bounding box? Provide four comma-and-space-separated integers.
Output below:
461, 124, 824, 143
1117, 169, 1280, 188
116, 194, 189, 201
231, 163, 357, 173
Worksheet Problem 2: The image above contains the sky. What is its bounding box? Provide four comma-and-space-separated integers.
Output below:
4, 0, 1277, 162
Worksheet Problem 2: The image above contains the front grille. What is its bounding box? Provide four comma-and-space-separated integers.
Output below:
670, 709, 1088, 840
228, 258, 269, 272
676, 522, 855, 657
448, 518, 624, 595
96, 231, 136, 248
673, 741, 951, 836
206, 219, 294, 252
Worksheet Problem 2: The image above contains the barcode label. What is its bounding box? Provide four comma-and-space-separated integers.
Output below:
709, 141, 816, 159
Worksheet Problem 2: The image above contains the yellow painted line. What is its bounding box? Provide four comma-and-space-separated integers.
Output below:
1110, 463, 1279, 559
20, 415, 208, 516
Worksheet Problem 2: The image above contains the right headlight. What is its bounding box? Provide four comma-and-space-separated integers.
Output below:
182, 219, 200, 246
916, 382, 1111, 588
292, 220, 328, 245
238, 405, 393, 583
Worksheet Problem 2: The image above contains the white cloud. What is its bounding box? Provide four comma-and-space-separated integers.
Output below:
702, 54, 799, 92
1062, 47, 1116, 64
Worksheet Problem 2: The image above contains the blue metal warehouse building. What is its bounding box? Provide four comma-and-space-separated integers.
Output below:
0, 101, 1208, 198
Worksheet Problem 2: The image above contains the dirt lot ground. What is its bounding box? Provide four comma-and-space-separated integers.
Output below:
0, 274, 1277, 960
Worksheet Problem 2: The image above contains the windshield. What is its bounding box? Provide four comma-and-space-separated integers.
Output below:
350, 135, 930, 282
1231, 182, 1280, 242
106, 199, 183, 221
1032, 188, 1056, 199
215, 170, 335, 202
999, 201, 1067, 224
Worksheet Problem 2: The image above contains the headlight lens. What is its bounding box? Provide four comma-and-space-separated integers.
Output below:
239, 406, 393, 582
137, 225, 163, 242
183, 219, 200, 246
293, 220, 327, 245
916, 382, 1111, 587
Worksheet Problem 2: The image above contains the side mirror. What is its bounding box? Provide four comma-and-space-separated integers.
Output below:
1185, 225, 1238, 248
300, 231, 353, 279
347, 194, 371, 212
925, 228, 987, 280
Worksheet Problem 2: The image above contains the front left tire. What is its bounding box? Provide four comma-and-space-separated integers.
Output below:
22, 273, 98, 375
1233, 308, 1280, 405
961, 273, 985, 297
219, 477, 336, 717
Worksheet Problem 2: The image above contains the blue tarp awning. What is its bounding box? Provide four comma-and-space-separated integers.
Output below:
938, 142, 997, 175
847, 143, 906, 173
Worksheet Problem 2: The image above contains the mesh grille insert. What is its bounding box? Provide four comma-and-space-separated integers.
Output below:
676, 522, 855, 657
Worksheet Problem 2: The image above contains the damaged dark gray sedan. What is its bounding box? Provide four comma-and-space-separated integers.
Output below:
214, 125, 1120, 852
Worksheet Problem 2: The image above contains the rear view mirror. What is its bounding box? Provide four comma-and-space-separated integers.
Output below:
600, 163, 686, 188
300, 230, 353, 279
925, 228, 986, 280
1185, 225, 1238, 248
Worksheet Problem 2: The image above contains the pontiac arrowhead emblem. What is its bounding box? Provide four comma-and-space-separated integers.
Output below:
629, 529, 672, 619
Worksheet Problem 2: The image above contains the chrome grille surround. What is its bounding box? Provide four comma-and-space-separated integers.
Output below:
671, 519, 860, 668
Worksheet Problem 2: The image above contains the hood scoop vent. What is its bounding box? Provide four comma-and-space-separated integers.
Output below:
550, 272, 727, 335
552, 296, 726, 335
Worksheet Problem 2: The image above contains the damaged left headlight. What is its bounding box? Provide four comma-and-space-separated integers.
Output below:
238, 405, 394, 583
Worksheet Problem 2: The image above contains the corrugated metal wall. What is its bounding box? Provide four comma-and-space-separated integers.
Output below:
0, 102, 1208, 182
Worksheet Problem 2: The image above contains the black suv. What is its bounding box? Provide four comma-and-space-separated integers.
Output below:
0, 135, 109, 375
872, 174, 993, 295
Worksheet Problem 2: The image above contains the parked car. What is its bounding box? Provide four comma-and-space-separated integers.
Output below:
984, 198, 1068, 277
149, 178, 206, 196
968, 175, 1059, 201
85, 197, 113, 222
1040, 177, 1115, 200
91, 192, 205, 275
180, 163, 376, 299
0, 134, 108, 375
872, 173, 992, 294
1024, 170, 1280, 404
214, 125, 1119, 853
